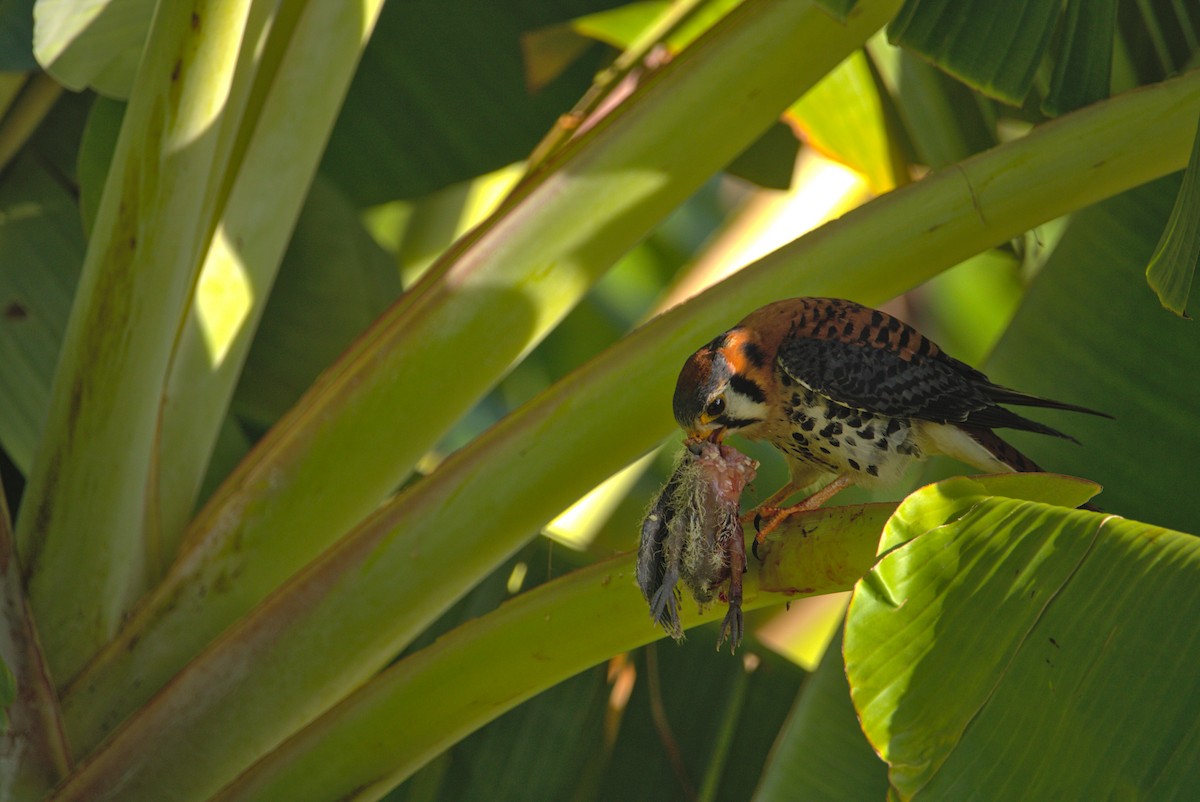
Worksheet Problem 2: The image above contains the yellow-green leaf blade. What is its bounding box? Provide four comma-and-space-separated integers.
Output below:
17, 0, 262, 680
155, 0, 387, 566
33, 0, 155, 97
787, 49, 903, 192
878, 473, 1100, 554
847, 482, 1200, 799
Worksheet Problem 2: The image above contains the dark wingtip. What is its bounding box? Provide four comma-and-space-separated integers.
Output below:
977, 406, 1082, 443
984, 383, 1114, 420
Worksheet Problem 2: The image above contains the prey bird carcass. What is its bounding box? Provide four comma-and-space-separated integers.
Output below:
637, 439, 758, 652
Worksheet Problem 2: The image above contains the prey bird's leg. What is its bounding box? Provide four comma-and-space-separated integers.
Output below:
754, 475, 854, 544
717, 521, 747, 653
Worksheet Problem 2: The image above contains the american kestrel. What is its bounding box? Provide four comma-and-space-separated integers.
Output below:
672, 297, 1109, 543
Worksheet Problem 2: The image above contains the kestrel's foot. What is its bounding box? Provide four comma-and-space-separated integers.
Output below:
754, 505, 790, 540
742, 499, 784, 560
748, 506, 782, 560
741, 476, 819, 559
749, 475, 855, 559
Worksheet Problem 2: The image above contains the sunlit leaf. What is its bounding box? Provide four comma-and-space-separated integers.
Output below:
572, 1, 668, 48
572, 0, 742, 53
32, 0, 155, 96
877, 473, 1097, 554
788, 48, 903, 191
847, 482, 1200, 799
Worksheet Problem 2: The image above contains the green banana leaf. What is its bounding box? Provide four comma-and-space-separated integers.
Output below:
846, 475, 1200, 799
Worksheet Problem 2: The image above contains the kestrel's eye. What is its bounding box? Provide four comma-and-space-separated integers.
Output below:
705, 396, 726, 418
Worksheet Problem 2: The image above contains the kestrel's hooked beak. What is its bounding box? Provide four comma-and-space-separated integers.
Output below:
686, 426, 725, 444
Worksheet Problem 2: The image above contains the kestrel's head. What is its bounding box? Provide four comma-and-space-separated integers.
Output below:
673, 327, 772, 441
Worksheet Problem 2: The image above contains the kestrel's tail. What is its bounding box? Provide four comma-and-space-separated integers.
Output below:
964, 427, 1044, 472
961, 427, 1101, 512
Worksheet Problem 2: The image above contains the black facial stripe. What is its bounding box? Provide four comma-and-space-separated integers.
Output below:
718, 415, 761, 429
729, 374, 766, 404
741, 340, 767, 368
